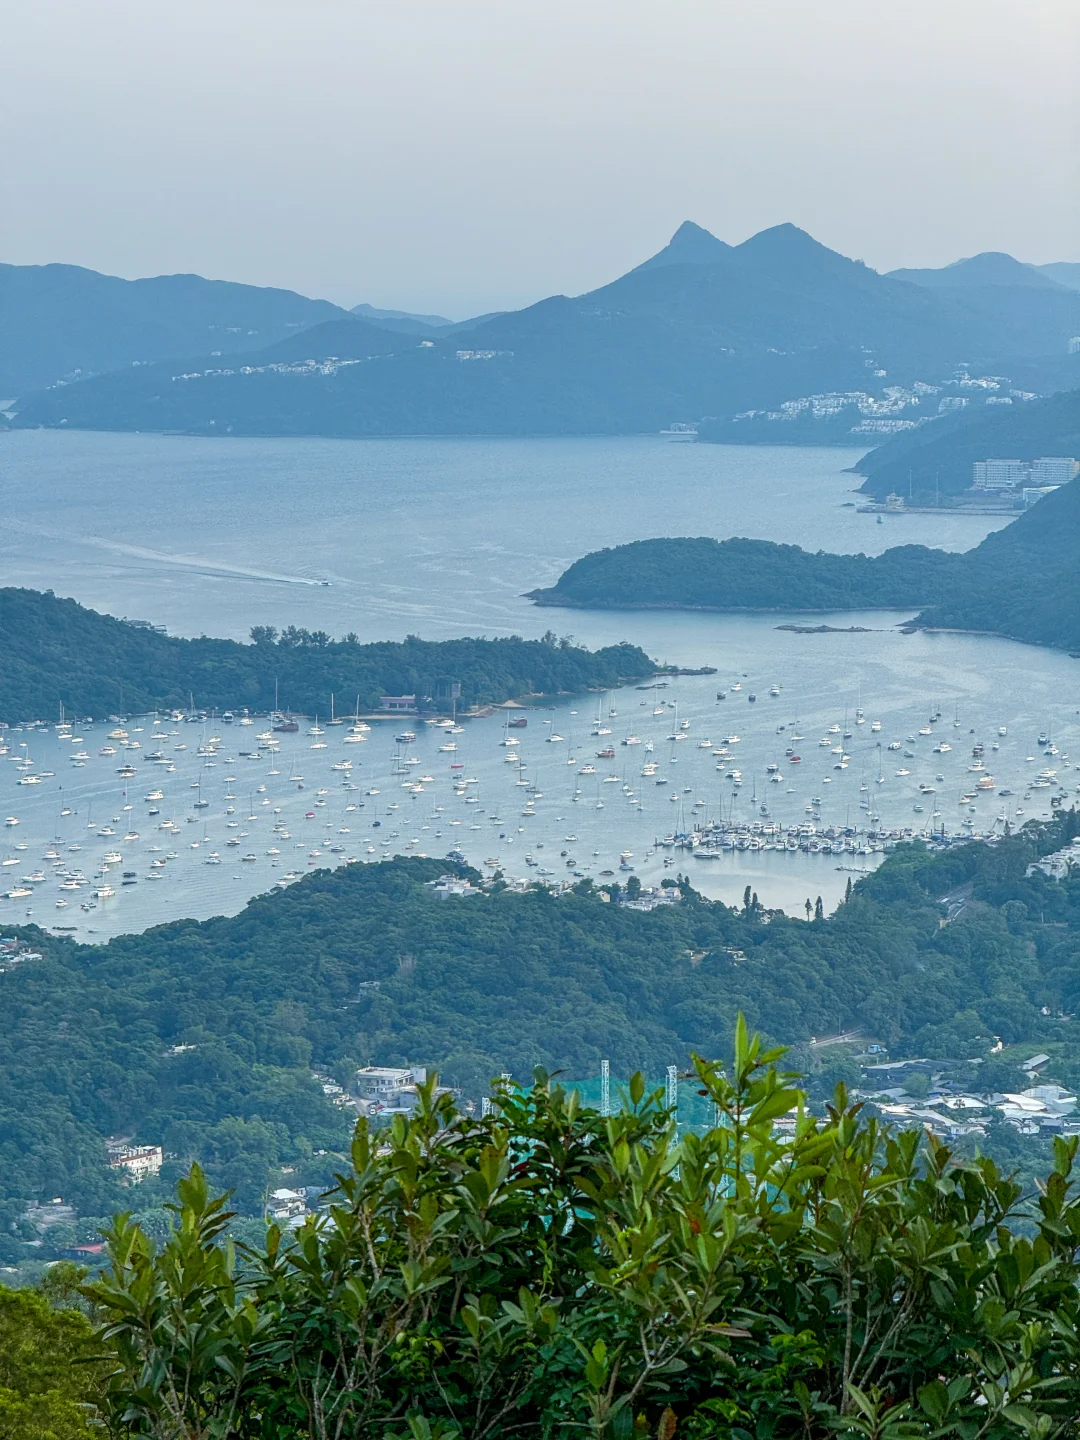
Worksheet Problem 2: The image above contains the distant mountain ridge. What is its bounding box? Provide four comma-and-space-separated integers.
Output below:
346, 302, 507, 337
1036, 262, 1080, 292
630, 219, 732, 272
0, 262, 352, 396
887, 252, 1070, 291
10, 225, 1080, 435
253, 316, 411, 364
350, 301, 454, 328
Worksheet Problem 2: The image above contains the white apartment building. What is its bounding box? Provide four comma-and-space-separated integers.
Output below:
972, 457, 1077, 492
1030, 456, 1079, 485
972, 459, 1028, 490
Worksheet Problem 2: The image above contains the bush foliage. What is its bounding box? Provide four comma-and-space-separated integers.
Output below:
85, 1022, 1080, 1439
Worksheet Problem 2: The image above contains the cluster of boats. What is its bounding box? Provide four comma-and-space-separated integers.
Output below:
0, 679, 1074, 926
672, 822, 951, 859
0, 709, 379, 929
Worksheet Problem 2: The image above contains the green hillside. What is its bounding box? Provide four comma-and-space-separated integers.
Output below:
3, 812, 1080, 1217
528, 536, 957, 612
914, 467, 1080, 646
0, 587, 655, 723
530, 474, 1080, 651
857, 386, 1080, 502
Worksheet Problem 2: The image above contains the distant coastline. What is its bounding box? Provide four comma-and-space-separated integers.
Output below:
528, 591, 919, 617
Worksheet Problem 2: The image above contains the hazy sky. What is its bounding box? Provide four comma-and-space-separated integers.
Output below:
3, 0, 1077, 317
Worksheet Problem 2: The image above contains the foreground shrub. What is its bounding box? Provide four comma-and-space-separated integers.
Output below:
87, 1020, 1080, 1438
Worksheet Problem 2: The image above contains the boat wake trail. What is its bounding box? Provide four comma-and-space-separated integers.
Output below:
3, 521, 327, 587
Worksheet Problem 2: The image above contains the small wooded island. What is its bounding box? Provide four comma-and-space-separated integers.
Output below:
528, 475, 1080, 653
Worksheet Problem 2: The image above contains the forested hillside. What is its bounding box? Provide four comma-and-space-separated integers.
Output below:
4, 813, 1080, 1217
914, 466, 1080, 647
528, 537, 958, 612
857, 385, 1080, 502
530, 475, 1080, 651
0, 587, 654, 722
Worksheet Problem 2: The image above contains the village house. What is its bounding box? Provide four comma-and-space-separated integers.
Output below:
107, 1143, 163, 1182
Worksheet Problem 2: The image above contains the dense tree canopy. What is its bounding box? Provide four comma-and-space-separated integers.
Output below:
913, 474, 1080, 649
4, 812, 1080, 1215
0, 587, 655, 722
529, 537, 956, 612
0, 1282, 100, 1440
530, 475, 1080, 652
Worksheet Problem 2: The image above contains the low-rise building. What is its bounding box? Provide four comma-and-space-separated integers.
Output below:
429, 874, 482, 899
864, 1058, 935, 1081
1029, 836, 1080, 879
875, 1102, 987, 1141
60, 1242, 106, 1263
353, 1064, 457, 1115
992, 1088, 1078, 1134
1013, 1084, 1076, 1117
107, 1143, 163, 1182
267, 1187, 308, 1221
356, 1065, 417, 1096
355, 1066, 427, 1104
621, 886, 681, 912
311, 1072, 357, 1109
1020, 1054, 1051, 1074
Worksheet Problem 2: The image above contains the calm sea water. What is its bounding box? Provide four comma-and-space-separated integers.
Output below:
0, 432, 1007, 652
1, 430, 1070, 926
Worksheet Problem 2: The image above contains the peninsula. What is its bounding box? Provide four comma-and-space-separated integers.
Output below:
528, 537, 957, 614
0, 588, 656, 724
527, 475, 1080, 652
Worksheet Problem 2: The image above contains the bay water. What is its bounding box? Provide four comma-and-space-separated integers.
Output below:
1, 430, 1069, 932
